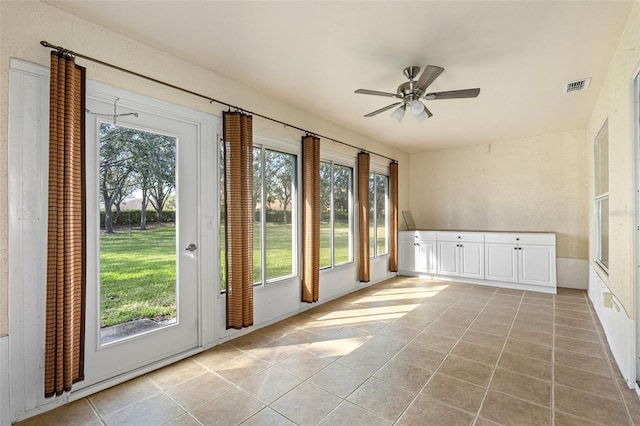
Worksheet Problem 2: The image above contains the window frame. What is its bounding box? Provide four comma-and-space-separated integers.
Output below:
319, 159, 354, 270
594, 119, 609, 274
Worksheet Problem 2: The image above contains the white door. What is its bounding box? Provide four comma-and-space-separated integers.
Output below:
437, 241, 459, 276
460, 242, 485, 279
81, 93, 200, 388
485, 243, 518, 283
518, 244, 555, 287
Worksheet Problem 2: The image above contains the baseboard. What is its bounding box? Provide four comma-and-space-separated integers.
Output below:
557, 257, 588, 289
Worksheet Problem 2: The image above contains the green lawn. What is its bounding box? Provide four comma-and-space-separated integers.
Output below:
100, 226, 176, 327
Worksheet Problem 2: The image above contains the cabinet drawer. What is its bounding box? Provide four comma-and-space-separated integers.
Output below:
415, 231, 437, 241
399, 231, 417, 242
484, 233, 555, 245
437, 231, 484, 243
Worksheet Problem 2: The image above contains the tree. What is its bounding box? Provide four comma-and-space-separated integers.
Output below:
265, 150, 294, 224
99, 124, 136, 233
146, 135, 176, 224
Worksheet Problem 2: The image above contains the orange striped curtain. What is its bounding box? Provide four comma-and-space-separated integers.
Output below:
223, 111, 254, 329
45, 52, 86, 397
302, 135, 320, 303
389, 162, 399, 272
357, 152, 370, 282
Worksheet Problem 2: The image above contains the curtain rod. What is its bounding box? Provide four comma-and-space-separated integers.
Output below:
41, 41, 397, 163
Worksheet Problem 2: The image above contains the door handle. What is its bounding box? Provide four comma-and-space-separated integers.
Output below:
185, 243, 197, 252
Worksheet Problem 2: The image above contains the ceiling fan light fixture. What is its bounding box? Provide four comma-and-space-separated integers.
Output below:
410, 99, 424, 115
391, 104, 406, 122
414, 108, 429, 121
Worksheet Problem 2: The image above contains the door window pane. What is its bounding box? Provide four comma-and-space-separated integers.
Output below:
376, 174, 389, 256
99, 123, 177, 344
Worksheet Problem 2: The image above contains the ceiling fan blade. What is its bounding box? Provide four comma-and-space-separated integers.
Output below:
424, 105, 433, 118
364, 102, 402, 117
424, 88, 481, 100
415, 65, 444, 92
355, 89, 399, 98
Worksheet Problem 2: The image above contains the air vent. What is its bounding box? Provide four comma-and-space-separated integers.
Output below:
563, 78, 591, 93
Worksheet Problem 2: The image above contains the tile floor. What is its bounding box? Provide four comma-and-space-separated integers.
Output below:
18, 277, 640, 425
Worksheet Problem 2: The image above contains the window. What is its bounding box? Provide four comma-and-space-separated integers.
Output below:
594, 120, 609, 272
219, 141, 297, 289
320, 161, 354, 269
369, 171, 389, 258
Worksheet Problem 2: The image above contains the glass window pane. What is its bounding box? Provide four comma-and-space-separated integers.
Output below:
99, 123, 177, 343
598, 197, 609, 270
264, 149, 295, 280
334, 164, 352, 265
253, 147, 263, 284
376, 174, 388, 255
595, 121, 609, 196
320, 162, 332, 269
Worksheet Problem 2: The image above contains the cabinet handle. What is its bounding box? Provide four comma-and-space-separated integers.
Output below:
514, 247, 517, 250
518, 247, 522, 250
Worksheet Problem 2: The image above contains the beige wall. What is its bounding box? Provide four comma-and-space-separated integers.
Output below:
0, 1, 410, 337
587, 2, 640, 317
409, 129, 589, 260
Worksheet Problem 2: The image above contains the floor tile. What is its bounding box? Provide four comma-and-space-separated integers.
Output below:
511, 317, 553, 335
424, 320, 467, 340
336, 345, 391, 375
318, 401, 390, 426
461, 329, 506, 349
213, 352, 271, 384
555, 315, 597, 330
166, 371, 232, 411
554, 384, 629, 425
394, 341, 447, 370
489, 367, 551, 406
412, 329, 459, 353
554, 363, 620, 398
373, 358, 432, 392
508, 326, 553, 347
190, 387, 264, 426
104, 393, 185, 426
553, 411, 601, 426
18, 400, 102, 426
228, 330, 277, 350
554, 324, 601, 343
498, 352, 552, 381
553, 348, 612, 375
305, 334, 368, 357
89, 376, 160, 417
480, 391, 551, 425
147, 359, 207, 390
241, 407, 297, 426
245, 341, 302, 364
347, 377, 414, 421
503, 338, 552, 362
276, 350, 337, 380
308, 362, 369, 398
438, 354, 493, 387
271, 382, 341, 425
554, 335, 608, 359
398, 395, 475, 426
239, 367, 302, 404
192, 343, 243, 370
162, 413, 201, 426
450, 340, 501, 366
421, 372, 486, 413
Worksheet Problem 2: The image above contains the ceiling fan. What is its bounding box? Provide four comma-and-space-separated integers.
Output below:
355, 65, 480, 122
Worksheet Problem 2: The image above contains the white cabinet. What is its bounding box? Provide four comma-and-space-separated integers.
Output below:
485, 233, 556, 288
437, 232, 484, 279
399, 231, 437, 274
398, 230, 556, 293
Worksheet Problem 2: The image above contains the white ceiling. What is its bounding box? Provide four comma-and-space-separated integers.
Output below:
45, 1, 633, 153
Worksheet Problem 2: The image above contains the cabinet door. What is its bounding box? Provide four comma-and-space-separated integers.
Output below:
398, 240, 416, 273
518, 244, 556, 286
437, 241, 459, 276
416, 241, 437, 273
485, 243, 518, 283
460, 242, 484, 279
